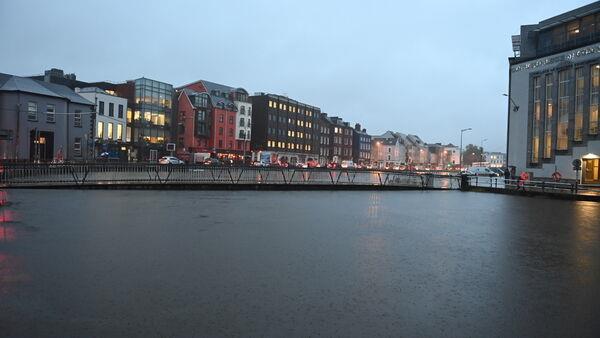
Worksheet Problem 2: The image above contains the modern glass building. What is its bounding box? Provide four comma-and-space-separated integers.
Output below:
508, 2, 600, 183
116, 78, 174, 161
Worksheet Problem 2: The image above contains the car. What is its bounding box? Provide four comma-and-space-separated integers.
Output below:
489, 167, 505, 176
341, 160, 355, 169
203, 158, 222, 166
466, 167, 496, 176
159, 156, 184, 165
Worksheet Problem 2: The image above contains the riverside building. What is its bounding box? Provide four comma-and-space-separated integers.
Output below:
250, 93, 319, 165
177, 80, 251, 162
508, 2, 600, 183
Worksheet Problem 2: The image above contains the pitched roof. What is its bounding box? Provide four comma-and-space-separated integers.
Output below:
0, 72, 93, 105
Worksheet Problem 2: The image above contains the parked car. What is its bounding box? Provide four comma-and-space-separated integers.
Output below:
203, 158, 221, 166
466, 167, 496, 176
159, 156, 184, 165
488, 167, 505, 176
341, 160, 355, 169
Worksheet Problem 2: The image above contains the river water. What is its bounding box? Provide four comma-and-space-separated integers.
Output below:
0, 189, 599, 337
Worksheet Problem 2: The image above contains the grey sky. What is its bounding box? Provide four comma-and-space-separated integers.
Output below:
0, 0, 592, 152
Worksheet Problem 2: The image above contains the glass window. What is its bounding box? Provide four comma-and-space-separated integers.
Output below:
544, 74, 553, 159
108, 102, 114, 117
97, 121, 104, 139
557, 70, 570, 150
74, 110, 82, 127
28, 101, 37, 121
73, 137, 82, 156
532, 77, 542, 163
99, 101, 104, 115
117, 124, 123, 141
107, 122, 114, 139
591, 64, 599, 135
118, 104, 124, 119
574, 68, 584, 141
46, 104, 55, 123
240, 118, 245, 127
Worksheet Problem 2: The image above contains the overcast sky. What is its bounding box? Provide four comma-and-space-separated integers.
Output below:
0, 0, 593, 152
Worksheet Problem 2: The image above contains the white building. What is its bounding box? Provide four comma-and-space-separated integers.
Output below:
371, 131, 407, 168
76, 87, 127, 156
484, 152, 506, 168
508, 3, 600, 183
232, 88, 252, 158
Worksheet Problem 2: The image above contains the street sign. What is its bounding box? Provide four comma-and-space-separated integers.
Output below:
166, 143, 176, 152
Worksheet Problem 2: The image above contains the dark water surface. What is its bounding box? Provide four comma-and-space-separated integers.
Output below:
0, 190, 599, 337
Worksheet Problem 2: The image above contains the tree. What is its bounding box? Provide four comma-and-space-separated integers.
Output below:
462, 144, 483, 166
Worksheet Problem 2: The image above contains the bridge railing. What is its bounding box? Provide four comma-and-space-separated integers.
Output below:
467, 175, 600, 196
0, 163, 461, 189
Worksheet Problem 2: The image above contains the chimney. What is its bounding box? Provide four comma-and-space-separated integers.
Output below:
355, 123, 361, 131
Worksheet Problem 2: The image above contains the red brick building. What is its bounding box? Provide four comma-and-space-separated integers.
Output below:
176, 80, 251, 161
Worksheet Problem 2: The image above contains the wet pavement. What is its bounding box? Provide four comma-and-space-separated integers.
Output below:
0, 189, 599, 337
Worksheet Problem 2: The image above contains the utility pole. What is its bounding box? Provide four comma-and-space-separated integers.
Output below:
460, 128, 472, 171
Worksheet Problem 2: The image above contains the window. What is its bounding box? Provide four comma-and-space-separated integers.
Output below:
108, 102, 114, 117
73, 137, 82, 156
219, 127, 223, 136
228, 116, 234, 124
574, 68, 584, 141
228, 129, 234, 137
118, 104, 124, 119
107, 122, 114, 139
46, 104, 55, 123
99, 101, 105, 115
531, 76, 541, 163
74, 110, 82, 127
218, 140, 223, 147
240, 118, 245, 127
27, 101, 37, 121
240, 106, 245, 115
557, 70, 570, 150
219, 114, 224, 123
591, 65, 599, 134
117, 124, 123, 141
544, 74, 553, 158
97, 121, 104, 138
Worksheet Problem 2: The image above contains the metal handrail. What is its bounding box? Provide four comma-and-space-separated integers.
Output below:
0, 163, 461, 189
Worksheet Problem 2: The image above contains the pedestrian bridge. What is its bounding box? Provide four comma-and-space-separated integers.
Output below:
0, 164, 461, 190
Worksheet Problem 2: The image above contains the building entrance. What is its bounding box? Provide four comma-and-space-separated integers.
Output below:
583, 158, 600, 184
29, 130, 54, 162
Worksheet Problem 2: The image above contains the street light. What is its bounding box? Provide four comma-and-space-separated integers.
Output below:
460, 128, 472, 171
502, 93, 519, 112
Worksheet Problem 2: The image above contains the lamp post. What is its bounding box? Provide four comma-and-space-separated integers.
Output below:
460, 128, 472, 171
502, 93, 519, 112
481, 138, 488, 163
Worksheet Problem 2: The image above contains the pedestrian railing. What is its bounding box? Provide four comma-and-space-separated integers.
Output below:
467, 175, 600, 196
0, 163, 462, 189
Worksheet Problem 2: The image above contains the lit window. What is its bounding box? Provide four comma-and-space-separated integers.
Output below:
117, 124, 123, 141
97, 121, 104, 138
107, 122, 114, 139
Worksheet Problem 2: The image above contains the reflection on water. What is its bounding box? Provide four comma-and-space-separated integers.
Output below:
0, 194, 26, 296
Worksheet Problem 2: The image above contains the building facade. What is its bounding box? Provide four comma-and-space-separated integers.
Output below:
177, 80, 251, 161
371, 131, 405, 168
317, 113, 332, 165
508, 3, 600, 183
483, 151, 506, 168
76, 87, 128, 159
0, 73, 94, 161
352, 123, 371, 165
327, 116, 353, 163
250, 93, 319, 165
111, 78, 174, 161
